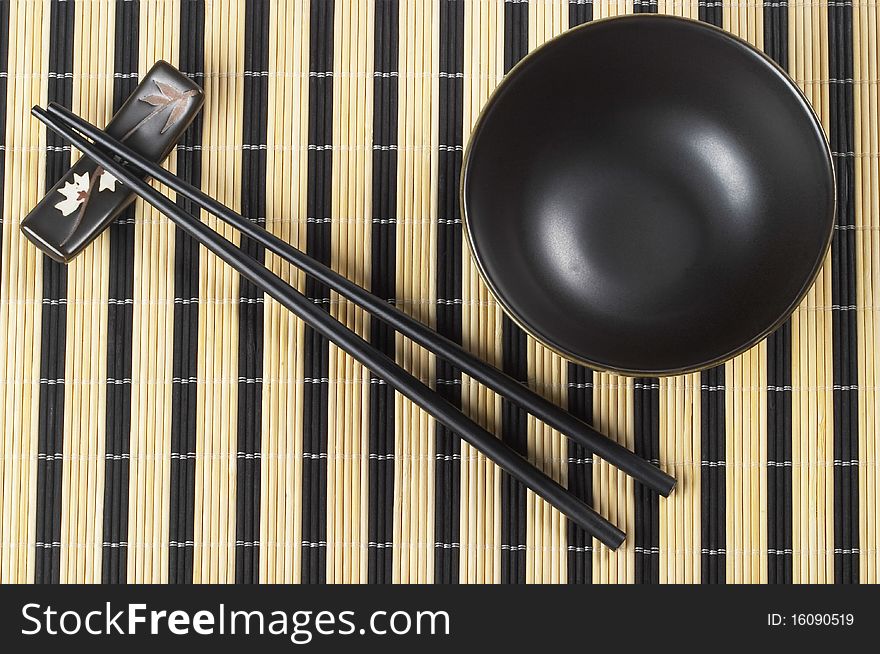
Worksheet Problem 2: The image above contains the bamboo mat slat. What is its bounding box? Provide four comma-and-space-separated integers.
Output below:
0, 0, 878, 584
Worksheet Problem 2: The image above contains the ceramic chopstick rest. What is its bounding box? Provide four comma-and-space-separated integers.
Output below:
21, 60, 205, 262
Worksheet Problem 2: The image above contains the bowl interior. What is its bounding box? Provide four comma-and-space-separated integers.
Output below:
463, 16, 834, 374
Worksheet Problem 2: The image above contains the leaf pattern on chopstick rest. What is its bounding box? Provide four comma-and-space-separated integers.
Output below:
54, 168, 119, 218
54, 78, 197, 239
120, 79, 199, 141
142, 79, 199, 133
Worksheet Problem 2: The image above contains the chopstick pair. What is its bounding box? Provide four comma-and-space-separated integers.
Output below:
33, 103, 673, 549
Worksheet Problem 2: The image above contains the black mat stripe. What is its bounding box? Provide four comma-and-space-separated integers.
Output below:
762, 2, 793, 585
700, 365, 726, 583
566, 364, 594, 583
102, 0, 139, 584
699, 1, 723, 28
632, 0, 660, 587
235, 0, 270, 584
765, 325, 792, 583
500, 0, 529, 586
168, 0, 205, 584
34, 0, 74, 585
827, 0, 859, 584
566, 0, 593, 585
367, 0, 399, 584
697, 4, 726, 586
300, 0, 334, 584
434, 0, 464, 584
569, 0, 592, 28
633, 378, 659, 583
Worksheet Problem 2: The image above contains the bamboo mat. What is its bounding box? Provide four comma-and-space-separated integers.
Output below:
0, 0, 877, 584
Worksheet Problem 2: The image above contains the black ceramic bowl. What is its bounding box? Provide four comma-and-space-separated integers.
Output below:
462, 15, 835, 375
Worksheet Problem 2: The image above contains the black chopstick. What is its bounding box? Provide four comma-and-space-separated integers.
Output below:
42, 102, 676, 498
34, 105, 627, 550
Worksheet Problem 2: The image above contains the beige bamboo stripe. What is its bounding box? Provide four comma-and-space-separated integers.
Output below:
259, 0, 310, 584
392, 0, 438, 584
659, 374, 701, 583
725, 0, 763, 46
855, 0, 879, 583
525, 0, 569, 585
0, 0, 47, 584
724, 346, 767, 583
592, 371, 635, 583
59, 0, 114, 584
326, 0, 374, 584
657, 0, 701, 18
126, 0, 179, 585
789, 2, 835, 583
191, 0, 245, 583
596, 0, 634, 20
525, 342, 568, 583
460, 0, 504, 585
590, 0, 636, 586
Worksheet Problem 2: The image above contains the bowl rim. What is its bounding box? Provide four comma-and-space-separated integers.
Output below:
460, 13, 836, 377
